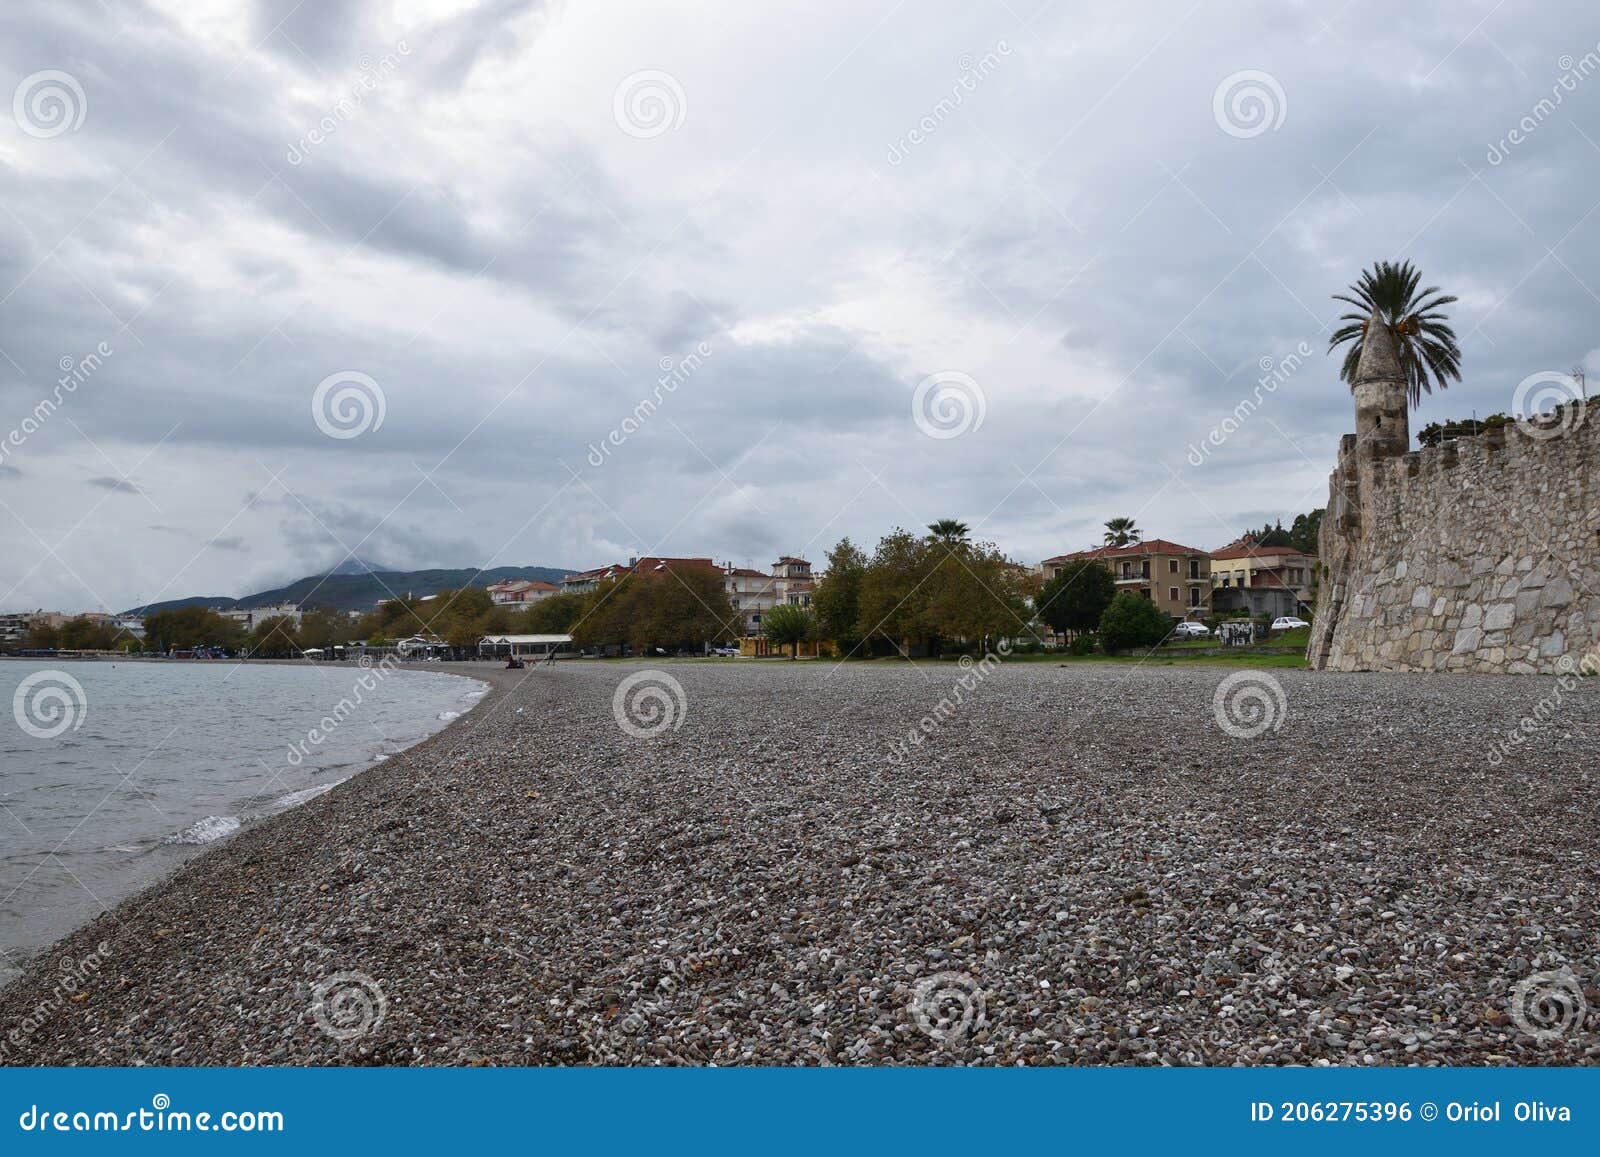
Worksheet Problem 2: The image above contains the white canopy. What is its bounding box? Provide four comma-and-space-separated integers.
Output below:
479, 634, 573, 645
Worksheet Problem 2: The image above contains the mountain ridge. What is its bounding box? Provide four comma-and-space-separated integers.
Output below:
126, 565, 573, 617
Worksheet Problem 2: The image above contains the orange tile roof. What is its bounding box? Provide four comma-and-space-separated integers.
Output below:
1043, 538, 1206, 564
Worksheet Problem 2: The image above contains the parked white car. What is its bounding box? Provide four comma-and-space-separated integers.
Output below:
1271, 616, 1310, 631
1172, 621, 1211, 638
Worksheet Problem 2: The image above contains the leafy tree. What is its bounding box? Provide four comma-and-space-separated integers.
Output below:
1329, 260, 1461, 405
1287, 509, 1324, 554
295, 609, 345, 651
20, 621, 59, 650
1103, 517, 1140, 546
142, 607, 246, 653
571, 568, 737, 653
249, 615, 299, 658
1248, 521, 1294, 548
1036, 560, 1116, 636
1097, 591, 1173, 653
762, 603, 812, 659
925, 519, 970, 543
812, 538, 867, 653
524, 590, 586, 633
56, 616, 120, 651
855, 528, 935, 653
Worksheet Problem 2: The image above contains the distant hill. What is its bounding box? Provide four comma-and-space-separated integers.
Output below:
127, 565, 573, 616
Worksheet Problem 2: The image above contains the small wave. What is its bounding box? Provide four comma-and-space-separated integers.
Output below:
437, 710, 461, 721
271, 783, 337, 809
163, 815, 241, 845
372, 752, 391, 763
463, 689, 487, 699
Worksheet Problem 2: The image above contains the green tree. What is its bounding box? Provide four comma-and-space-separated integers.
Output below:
1287, 509, 1324, 554
854, 528, 934, 653
249, 615, 299, 658
1036, 560, 1116, 636
925, 519, 971, 543
142, 607, 246, 653
1329, 260, 1461, 405
812, 538, 867, 653
1103, 517, 1140, 546
1097, 591, 1174, 653
525, 590, 586, 633
762, 603, 813, 659
56, 616, 120, 650
295, 609, 344, 652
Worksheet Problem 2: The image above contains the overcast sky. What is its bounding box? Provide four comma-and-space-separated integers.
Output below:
1, 0, 1597, 612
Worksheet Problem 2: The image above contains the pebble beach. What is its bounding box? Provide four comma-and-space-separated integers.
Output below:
2, 659, 1597, 1066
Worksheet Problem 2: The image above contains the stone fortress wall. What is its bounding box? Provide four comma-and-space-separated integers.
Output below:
1307, 325, 1599, 674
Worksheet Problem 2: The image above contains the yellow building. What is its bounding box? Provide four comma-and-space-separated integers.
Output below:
1039, 539, 1211, 620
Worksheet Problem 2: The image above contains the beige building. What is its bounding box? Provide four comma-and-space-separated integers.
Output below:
1209, 538, 1316, 618
725, 556, 817, 636
1040, 539, 1211, 620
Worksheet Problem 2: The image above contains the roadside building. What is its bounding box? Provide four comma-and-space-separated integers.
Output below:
724, 556, 817, 636
1208, 537, 1316, 619
477, 633, 574, 660
486, 579, 559, 606
1039, 539, 1211, 620
561, 556, 720, 593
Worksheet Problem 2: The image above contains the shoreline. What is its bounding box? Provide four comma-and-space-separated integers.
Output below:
0, 662, 508, 1019
2, 661, 1596, 1066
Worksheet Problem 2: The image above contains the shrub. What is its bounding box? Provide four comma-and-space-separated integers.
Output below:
1067, 633, 1097, 655
1097, 593, 1173, 653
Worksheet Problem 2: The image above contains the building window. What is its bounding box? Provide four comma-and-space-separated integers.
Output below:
1189, 559, 1200, 579
1168, 559, 1178, 573
1190, 588, 1201, 606
1169, 586, 1179, 602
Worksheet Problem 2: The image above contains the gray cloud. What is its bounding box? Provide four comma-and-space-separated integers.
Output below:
2, 0, 1598, 612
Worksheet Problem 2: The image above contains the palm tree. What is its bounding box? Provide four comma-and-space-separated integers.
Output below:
1329, 260, 1461, 406
1103, 517, 1140, 546
926, 519, 971, 544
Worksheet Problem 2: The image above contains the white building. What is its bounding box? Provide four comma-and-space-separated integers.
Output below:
724, 557, 817, 636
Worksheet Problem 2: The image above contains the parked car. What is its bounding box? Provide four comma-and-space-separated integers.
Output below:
710, 645, 740, 657
1172, 621, 1211, 638
1270, 616, 1310, 631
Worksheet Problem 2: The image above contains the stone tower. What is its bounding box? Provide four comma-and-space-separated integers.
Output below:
1351, 319, 1408, 460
